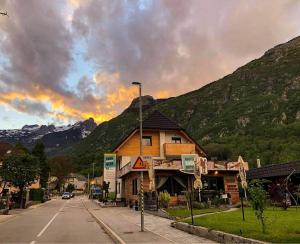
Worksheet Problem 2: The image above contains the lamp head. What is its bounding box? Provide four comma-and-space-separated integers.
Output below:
132, 81, 141, 86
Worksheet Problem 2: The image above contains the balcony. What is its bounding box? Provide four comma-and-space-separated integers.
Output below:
164, 143, 195, 156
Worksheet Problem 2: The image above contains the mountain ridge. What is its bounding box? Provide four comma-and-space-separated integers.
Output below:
0, 118, 97, 154
68, 36, 300, 170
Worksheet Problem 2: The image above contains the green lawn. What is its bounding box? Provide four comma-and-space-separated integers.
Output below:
166, 207, 223, 219
184, 207, 300, 243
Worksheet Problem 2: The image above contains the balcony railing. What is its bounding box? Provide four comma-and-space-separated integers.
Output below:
164, 143, 195, 156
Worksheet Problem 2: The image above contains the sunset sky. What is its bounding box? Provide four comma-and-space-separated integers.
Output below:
0, 0, 300, 129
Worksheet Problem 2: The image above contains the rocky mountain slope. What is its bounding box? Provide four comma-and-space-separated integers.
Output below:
0, 118, 97, 154
72, 36, 300, 169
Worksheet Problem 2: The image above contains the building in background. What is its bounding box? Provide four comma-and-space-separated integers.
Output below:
107, 111, 246, 206
64, 173, 87, 193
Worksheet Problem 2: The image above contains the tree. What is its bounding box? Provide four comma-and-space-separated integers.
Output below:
48, 156, 73, 191
0, 154, 40, 208
32, 142, 49, 188
203, 143, 232, 160
66, 183, 75, 193
248, 179, 268, 233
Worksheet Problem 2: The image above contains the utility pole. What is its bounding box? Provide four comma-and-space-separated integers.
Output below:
92, 163, 95, 178
132, 81, 144, 232
87, 173, 90, 198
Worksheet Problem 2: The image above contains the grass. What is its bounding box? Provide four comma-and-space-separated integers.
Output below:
166, 207, 223, 219
184, 207, 300, 243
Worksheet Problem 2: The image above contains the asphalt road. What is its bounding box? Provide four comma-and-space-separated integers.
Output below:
0, 197, 113, 243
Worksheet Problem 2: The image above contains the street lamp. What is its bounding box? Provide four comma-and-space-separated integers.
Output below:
131, 81, 144, 232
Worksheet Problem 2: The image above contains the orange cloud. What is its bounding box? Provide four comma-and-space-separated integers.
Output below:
155, 90, 170, 99
0, 81, 139, 124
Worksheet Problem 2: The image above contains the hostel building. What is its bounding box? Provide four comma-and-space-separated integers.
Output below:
108, 111, 246, 206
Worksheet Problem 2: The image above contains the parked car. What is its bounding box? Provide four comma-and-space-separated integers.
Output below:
70, 192, 75, 198
62, 192, 71, 199
90, 187, 102, 199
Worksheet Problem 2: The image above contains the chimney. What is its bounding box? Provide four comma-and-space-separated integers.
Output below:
257, 158, 261, 168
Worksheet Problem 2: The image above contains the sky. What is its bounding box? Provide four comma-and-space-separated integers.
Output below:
0, 0, 300, 129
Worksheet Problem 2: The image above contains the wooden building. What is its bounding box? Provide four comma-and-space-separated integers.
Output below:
110, 111, 244, 206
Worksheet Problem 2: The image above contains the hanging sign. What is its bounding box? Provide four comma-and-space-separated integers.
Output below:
103, 153, 116, 192
181, 154, 197, 172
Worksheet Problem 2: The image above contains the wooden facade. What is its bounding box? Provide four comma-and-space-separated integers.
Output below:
111, 111, 242, 206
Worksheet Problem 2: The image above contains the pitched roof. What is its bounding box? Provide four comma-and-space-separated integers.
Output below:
142, 110, 181, 130
247, 161, 300, 179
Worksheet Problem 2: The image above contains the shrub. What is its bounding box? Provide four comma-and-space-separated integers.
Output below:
29, 188, 44, 202
193, 201, 207, 209
248, 179, 268, 233
158, 191, 171, 208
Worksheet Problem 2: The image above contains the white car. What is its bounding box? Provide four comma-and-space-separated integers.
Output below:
62, 192, 71, 199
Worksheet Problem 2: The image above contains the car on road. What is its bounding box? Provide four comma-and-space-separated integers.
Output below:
62, 192, 71, 199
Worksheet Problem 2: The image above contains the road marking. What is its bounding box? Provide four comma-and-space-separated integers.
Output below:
30, 241, 36, 244
36, 212, 60, 237
36, 200, 67, 238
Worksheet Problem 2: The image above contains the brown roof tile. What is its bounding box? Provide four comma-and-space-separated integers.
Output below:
142, 110, 181, 130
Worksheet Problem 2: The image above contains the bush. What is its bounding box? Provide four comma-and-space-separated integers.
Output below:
29, 188, 44, 202
193, 201, 208, 209
158, 191, 171, 208
212, 195, 222, 207
248, 179, 268, 233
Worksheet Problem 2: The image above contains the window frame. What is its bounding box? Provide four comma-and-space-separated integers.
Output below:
142, 136, 152, 146
171, 136, 182, 144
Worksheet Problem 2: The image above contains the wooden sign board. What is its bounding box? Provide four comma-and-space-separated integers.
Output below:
132, 156, 147, 170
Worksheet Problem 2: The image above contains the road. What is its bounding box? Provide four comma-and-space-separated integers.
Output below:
0, 197, 113, 243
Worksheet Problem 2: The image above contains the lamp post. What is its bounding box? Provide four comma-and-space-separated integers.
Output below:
132, 81, 144, 232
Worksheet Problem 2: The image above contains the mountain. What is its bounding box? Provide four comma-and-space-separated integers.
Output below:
72, 36, 300, 169
0, 118, 97, 154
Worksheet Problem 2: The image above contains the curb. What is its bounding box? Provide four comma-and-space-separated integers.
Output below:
171, 222, 268, 244
82, 200, 126, 244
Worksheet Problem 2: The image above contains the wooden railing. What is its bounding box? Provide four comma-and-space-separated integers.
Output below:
164, 143, 195, 156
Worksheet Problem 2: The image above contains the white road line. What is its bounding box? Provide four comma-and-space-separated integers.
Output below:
36, 200, 67, 238
30, 241, 36, 244
36, 212, 60, 237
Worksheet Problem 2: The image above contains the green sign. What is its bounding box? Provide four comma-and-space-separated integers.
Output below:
104, 154, 116, 169
181, 154, 196, 172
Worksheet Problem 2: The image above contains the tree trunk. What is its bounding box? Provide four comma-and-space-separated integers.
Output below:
0, 181, 7, 194
19, 187, 24, 209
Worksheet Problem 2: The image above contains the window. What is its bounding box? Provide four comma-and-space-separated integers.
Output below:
171, 136, 181, 144
132, 178, 138, 195
142, 136, 152, 146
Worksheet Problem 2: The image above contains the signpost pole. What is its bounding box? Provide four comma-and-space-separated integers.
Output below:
189, 176, 194, 225
132, 81, 144, 232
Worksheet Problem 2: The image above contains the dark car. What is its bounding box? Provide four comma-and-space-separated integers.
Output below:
62, 192, 71, 199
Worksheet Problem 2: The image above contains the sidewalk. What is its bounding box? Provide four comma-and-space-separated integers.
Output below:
84, 199, 216, 243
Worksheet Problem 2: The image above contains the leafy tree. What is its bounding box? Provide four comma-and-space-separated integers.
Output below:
203, 143, 232, 160
0, 154, 40, 208
14, 143, 30, 154
32, 142, 49, 188
66, 183, 75, 193
48, 156, 73, 191
248, 179, 269, 233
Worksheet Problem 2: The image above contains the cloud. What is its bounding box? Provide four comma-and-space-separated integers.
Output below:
72, 0, 300, 94
11, 99, 50, 117
1, 0, 300, 125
